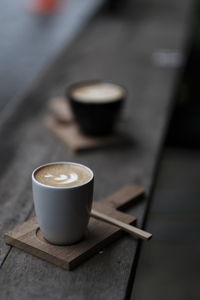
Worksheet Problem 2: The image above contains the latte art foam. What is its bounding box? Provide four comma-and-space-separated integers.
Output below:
71, 82, 125, 103
44, 172, 78, 185
34, 163, 92, 187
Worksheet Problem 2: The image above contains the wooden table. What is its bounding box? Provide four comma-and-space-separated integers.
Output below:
0, 0, 194, 299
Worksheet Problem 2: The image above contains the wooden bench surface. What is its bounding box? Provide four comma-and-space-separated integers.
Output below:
0, 0, 194, 299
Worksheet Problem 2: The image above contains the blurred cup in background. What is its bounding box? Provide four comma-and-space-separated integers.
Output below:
66, 80, 126, 136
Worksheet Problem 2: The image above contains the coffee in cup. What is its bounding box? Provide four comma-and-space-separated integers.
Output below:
66, 81, 126, 136
34, 163, 92, 187
32, 162, 94, 245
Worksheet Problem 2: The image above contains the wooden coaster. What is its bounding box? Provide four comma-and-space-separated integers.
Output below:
45, 97, 131, 151
5, 185, 144, 270
48, 97, 74, 123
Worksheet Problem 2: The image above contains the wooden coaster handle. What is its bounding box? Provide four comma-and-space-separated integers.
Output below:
102, 185, 145, 209
91, 209, 152, 240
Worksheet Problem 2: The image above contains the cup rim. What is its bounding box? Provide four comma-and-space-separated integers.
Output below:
66, 80, 127, 104
32, 161, 94, 189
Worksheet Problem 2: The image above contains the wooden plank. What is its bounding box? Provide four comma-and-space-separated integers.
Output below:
0, 0, 194, 299
4, 185, 142, 270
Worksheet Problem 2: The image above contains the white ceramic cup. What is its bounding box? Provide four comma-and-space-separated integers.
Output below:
32, 162, 94, 245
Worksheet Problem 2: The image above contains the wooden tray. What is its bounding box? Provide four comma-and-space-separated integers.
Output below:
5, 185, 144, 270
45, 97, 131, 151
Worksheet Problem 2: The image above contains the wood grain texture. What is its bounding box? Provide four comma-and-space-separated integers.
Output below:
0, 0, 194, 299
4, 185, 142, 270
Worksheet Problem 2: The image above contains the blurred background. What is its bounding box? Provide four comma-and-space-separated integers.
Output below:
0, 0, 105, 111
132, 1, 200, 299
0, 0, 199, 299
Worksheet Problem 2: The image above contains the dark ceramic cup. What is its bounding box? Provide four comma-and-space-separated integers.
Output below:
66, 80, 126, 136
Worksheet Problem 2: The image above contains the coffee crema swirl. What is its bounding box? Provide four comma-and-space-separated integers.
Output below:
34, 163, 92, 187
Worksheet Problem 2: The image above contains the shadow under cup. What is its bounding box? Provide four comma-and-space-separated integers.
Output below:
66, 81, 126, 136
